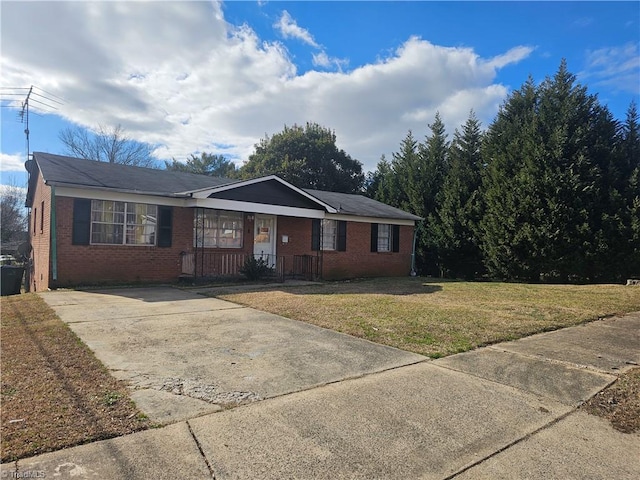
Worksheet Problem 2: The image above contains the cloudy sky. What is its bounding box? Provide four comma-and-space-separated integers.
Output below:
1, 1, 639, 188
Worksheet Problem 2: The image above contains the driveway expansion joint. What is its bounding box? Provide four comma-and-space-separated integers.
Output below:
487, 345, 629, 376
445, 408, 579, 479
186, 421, 216, 479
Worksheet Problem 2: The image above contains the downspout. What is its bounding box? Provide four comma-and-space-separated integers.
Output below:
410, 221, 419, 277
50, 185, 58, 282
194, 207, 199, 282
319, 218, 324, 280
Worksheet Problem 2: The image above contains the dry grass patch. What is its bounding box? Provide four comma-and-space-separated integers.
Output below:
582, 367, 640, 433
214, 278, 640, 358
1, 294, 152, 463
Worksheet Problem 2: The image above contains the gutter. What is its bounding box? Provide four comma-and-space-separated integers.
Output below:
45, 181, 192, 198
410, 221, 421, 277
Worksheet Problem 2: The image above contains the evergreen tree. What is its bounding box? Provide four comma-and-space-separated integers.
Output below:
614, 102, 640, 278
416, 113, 449, 275
388, 131, 419, 212
481, 61, 620, 282
431, 111, 484, 279
165, 152, 238, 177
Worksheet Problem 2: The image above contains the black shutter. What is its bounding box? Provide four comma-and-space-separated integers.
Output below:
392, 225, 400, 252
337, 221, 347, 252
72, 198, 91, 245
157, 206, 173, 247
370, 223, 378, 252
311, 219, 320, 251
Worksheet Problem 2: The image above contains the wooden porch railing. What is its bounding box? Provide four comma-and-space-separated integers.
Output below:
180, 252, 320, 282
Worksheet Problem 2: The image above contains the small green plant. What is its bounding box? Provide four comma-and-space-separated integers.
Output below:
240, 256, 273, 281
103, 391, 121, 406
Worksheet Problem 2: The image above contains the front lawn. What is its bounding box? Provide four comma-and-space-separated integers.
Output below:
213, 277, 640, 358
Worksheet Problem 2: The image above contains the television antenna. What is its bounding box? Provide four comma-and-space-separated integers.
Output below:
1, 85, 64, 160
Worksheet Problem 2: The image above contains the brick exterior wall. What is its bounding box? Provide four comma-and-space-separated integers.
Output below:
29, 182, 415, 290
29, 173, 52, 291
52, 199, 256, 288
276, 217, 414, 280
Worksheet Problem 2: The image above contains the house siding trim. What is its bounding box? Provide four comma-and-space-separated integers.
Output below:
185, 197, 326, 219
326, 213, 416, 226
54, 186, 185, 207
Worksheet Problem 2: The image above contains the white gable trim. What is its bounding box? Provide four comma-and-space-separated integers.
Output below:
186, 198, 326, 219
183, 175, 338, 213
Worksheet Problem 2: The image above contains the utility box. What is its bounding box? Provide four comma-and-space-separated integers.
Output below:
1, 265, 25, 296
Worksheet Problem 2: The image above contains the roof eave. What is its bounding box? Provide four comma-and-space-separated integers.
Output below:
44, 180, 191, 199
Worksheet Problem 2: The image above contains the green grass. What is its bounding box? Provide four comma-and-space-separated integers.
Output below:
214, 277, 640, 357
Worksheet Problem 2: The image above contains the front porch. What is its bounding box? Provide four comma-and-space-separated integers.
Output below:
180, 251, 321, 283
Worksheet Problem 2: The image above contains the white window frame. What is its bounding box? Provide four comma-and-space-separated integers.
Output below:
377, 223, 392, 252
194, 209, 244, 248
321, 219, 337, 251
90, 200, 157, 246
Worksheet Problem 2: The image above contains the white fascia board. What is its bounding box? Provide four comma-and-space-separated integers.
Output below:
54, 186, 186, 207
326, 213, 416, 226
186, 197, 326, 219
188, 175, 338, 213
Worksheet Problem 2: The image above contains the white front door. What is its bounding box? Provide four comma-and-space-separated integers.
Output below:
253, 214, 277, 266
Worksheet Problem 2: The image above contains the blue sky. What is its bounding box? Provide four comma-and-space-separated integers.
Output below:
2, 1, 639, 190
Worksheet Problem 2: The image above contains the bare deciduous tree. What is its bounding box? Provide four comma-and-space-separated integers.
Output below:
58, 124, 157, 168
0, 180, 28, 246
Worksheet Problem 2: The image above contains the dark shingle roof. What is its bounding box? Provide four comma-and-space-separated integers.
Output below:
31, 152, 420, 221
33, 152, 236, 195
305, 189, 422, 221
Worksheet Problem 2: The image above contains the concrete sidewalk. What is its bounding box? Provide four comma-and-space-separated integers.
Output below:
3, 310, 639, 479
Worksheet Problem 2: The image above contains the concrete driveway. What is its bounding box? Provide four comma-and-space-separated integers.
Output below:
9, 291, 639, 479
40, 286, 425, 424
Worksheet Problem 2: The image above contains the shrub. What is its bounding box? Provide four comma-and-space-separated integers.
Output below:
240, 256, 273, 281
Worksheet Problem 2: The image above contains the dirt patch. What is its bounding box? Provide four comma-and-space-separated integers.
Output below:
581, 367, 640, 433
1, 294, 152, 463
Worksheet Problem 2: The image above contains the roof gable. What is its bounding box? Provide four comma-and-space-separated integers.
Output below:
207, 178, 325, 210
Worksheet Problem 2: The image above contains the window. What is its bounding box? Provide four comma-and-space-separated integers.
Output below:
33, 208, 37, 234
321, 219, 337, 251
194, 209, 243, 248
40, 201, 44, 233
312, 219, 346, 251
377, 224, 391, 252
371, 224, 400, 253
90, 200, 157, 245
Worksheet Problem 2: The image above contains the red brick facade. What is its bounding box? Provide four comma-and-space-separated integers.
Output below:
276, 217, 413, 280
29, 172, 415, 290
29, 173, 52, 291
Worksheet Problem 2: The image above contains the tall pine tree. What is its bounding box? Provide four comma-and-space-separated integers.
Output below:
481, 61, 620, 282
431, 111, 484, 279
417, 113, 449, 275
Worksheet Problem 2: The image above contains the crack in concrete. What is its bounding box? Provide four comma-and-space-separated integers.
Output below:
186, 420, 216, 479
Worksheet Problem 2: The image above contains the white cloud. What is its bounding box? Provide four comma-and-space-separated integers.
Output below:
0, 153, 26, 173
312, 51, 349, 71
582, 43, 640, 94
274, 10, 319, 48
486, 46, 535, 69
0, 2, 530, 172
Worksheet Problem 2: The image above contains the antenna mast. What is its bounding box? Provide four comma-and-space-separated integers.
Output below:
19, 86, 33, 160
